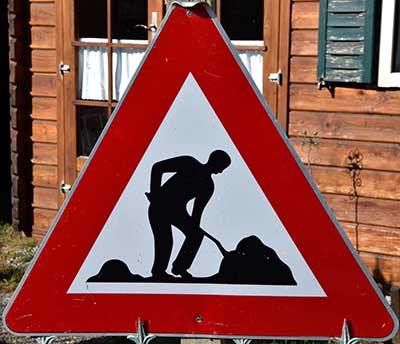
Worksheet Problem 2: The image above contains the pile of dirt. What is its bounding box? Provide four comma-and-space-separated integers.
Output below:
87, 236, 296, 285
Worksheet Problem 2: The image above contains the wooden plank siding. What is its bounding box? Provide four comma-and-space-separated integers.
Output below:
30, 0, 58, 237
289, 0, 400, 285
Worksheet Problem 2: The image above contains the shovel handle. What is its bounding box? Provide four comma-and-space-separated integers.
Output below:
200, 229, 228, 257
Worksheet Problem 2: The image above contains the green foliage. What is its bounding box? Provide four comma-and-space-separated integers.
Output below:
0, 223, 38, 292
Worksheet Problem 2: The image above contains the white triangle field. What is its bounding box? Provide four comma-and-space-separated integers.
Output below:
68, 74, 326, 297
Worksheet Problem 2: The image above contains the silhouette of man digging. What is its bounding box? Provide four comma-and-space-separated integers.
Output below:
145, 150, 231, 280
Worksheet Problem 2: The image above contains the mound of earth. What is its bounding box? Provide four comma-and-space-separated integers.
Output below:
87, 236, 296, 285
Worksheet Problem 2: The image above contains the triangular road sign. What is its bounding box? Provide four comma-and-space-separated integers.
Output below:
3, 3, 398, 340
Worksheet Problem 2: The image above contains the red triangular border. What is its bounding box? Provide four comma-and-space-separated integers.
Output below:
4, 4, 398, 339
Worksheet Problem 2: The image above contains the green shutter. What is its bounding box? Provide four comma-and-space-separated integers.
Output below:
317, 0, 377, 84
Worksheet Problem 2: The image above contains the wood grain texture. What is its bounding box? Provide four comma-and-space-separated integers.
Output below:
31, 26, 56, 49
360, 252, 400, 286
31, 50, 57, 72
289, 111, 400, 143
76, 156, 88, 172
291, 30, 318, 56
32, 97, 57, 120
33, 187, 58, 210
323, 193, 356, 223
33, 164, 57, 187
358, 198, 400, 229
291, 1, 319, 29
311, 166, 400, 200
358, 224, 400, 256
30, 2, 56, 25
290, 57, 317, 83
33, 208, 56, 232
32, 120, 57, 143
290, 84, 400, 115
32, 73, 57, 97
290, 138, 400, 172
339, 221, 357, 248
32, 143, 57, 165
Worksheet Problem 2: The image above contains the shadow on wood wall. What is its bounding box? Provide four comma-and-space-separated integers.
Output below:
0, 1, 11, 223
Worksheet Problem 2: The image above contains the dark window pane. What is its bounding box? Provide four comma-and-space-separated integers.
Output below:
221, 0, 263, 40
76, 0, 107, 39
392, 0, 400, 72
77, 106, 108, 156
112, 0, 148, 40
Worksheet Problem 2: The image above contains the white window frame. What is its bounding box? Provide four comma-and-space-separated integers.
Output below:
378, 0, 400, 87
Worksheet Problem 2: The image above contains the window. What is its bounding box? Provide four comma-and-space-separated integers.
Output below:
378, 0, 400, 87
63, 0, 266, 173
73, 0, 161, 156
220, 0, 264, 91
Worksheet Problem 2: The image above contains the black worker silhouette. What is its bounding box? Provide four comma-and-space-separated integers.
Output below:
87, 150, 297, 286
146, 150, 231, 280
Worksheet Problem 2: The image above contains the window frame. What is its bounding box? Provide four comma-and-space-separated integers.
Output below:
378, 0, 400, 87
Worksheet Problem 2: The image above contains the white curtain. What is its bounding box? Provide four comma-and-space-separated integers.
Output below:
112, 48, 146, 100
238, 50, 263, 92
79, 39, 263, 101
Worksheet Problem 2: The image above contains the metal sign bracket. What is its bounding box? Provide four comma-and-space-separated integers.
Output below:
127, 318, 157, 344
33, 336, 57, 344
333, 320, 361, 344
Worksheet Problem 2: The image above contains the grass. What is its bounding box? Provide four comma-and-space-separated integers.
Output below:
0, 222, 38, 292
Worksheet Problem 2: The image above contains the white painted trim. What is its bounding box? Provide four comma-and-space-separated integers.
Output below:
378, 0, 400, 87
231, 40, 264, 47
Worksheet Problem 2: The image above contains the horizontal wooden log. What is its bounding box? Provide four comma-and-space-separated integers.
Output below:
10, 84, 26, 108
289, 111, 400, 143
290, 138, 400, 172
360, 252, 400, 286
12, 174, 30, 198
31, 50, 57, 72
33, 186, 58, 210
10, 106, 28, 130
311, 166, 400, 201
31, 26, 56, 49
339, 221, 357, 248
358, 224, 400, 257
291, 1, 319, 29
290, 84, 400, 115
32, 120, 57, 143
33, 164, 57, 187
32, 73, 57, 97
323, 193, 356, 223
32, 97, 57, 120
290, 57, 317, 83
291, 30, 318, 56
358, 198, 400, 229
9, 61, 27, 85
10, 127, 24, 152
33, 208, 56, 232
11, 151, 30, 175
32, 143, 57, 165
30, 2, 56, 25
9, 37, 27, 62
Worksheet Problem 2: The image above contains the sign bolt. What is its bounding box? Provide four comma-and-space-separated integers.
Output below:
195, 315, 203, 323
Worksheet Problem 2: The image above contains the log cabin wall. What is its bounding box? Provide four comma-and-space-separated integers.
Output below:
289, 0, 400, 286
29, 0, 58, 237
9, 0, 33, 234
